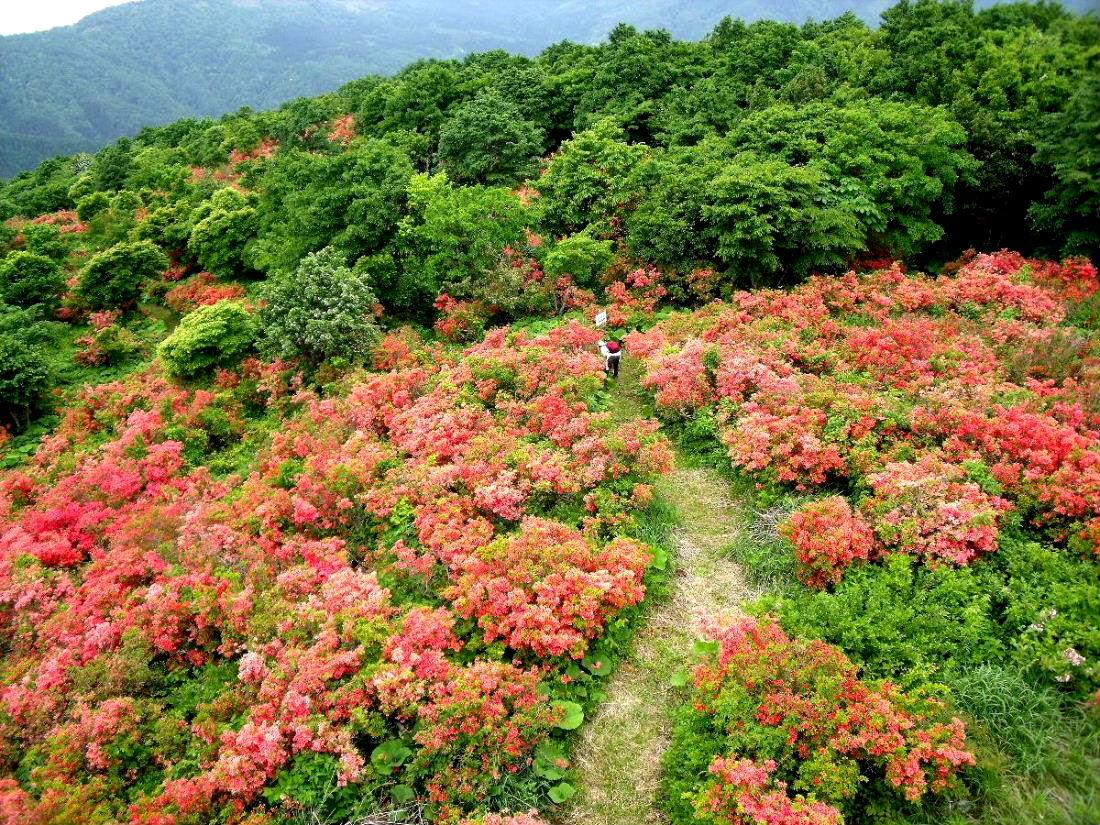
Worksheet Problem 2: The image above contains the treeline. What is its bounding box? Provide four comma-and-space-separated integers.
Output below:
1, 0, 1097, 334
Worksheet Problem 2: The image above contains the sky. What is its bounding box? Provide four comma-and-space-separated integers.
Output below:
0, 0, 139, 36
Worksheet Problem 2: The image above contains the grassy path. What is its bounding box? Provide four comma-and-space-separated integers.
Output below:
561, 365, 757, 825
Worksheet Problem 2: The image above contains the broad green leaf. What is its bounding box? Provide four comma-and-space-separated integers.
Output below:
371, 740, 411, 775
552, 700, 584, 730
670, 668, 691, 688
549, 781, 577, 803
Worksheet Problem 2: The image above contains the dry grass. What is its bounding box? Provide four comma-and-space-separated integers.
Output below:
560, 462, 757, 825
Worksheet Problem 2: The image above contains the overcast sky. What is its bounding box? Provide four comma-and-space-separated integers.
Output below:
0, 0, 139, 36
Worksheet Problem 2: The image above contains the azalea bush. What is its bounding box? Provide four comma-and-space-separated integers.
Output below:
0, 318, 671, 822
662, 616, 975, 825
632, 253, 1100, 583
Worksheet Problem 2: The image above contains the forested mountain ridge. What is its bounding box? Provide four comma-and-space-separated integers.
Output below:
2, 0, 1097, 177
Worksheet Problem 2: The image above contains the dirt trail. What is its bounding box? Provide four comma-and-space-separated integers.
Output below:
562, 368, 756, 825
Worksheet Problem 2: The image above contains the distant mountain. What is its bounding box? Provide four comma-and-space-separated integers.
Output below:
1, 0, 1096, 177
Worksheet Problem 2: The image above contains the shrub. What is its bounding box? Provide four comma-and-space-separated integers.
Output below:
76, 191, 111, 222
158, 300, 257, 378
863, 455, 1012, 567
75, 324, 145, 367
0, 250, 65, 309
164, 272, 247, 314
542, 232, 615, 288
996, 537, 1100, 697
260, 246, 380, 367
77, 240, 170, 309
764, 553, 1005, 684
779, 496, 877, 588
21, 223, 67, 260
664, 616, 975, 824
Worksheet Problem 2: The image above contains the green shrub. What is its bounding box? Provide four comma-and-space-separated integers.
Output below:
762, 553, 1005, 686
543, 231, 615, 288
158, 300, 257, 378
77, 191, 111, 222
77, 240, 170, 309
260, 246, 379, 367
995, 537, 1100, 697
21, 223, 67, 261
0, 251, 65, 309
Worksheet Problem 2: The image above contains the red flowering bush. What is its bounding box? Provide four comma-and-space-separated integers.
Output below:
434, 293, 494, 342
635, 253, 1100, 571
698, 758, 842, 825
780, 497, 877, 588
665, 616, 975, 823
164, 271, 247, 313
864, 456, 1012, 567
0, 320, 670, 821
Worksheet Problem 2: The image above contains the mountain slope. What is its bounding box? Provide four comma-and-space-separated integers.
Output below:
3, 0, 1096, 178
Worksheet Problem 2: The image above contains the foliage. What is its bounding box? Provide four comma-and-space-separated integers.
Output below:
633, 254, 1100, 594
188, 188, 258, 278
542, 232, 615, 288
0, 251, 65, 310
0, 319, 670, 820
535, 119, 649, 238
76, 240, 170, 309
249, 138, 413, 274
438, 92, 544, 185
158, 300, 258, 378
663, 616, 974, 824
0, 326, 52, 432
260, 247, 380, 367
389, 174, 528, 313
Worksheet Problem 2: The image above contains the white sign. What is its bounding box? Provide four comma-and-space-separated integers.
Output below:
594, 311, 608, 328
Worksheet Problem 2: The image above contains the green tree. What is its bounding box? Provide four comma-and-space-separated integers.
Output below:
437, 93, 543, 185
77, 240, 170, 309
627, 152, 864, 286
389, 173, 528, 313
542, 232, 615, 288
0, 326, 51, 432
21, 224, 67, 262
261, 247, 380, 367
535, 119, 649, 238
0, 252, 66, 310
250, 139, 413, 274
77, 191, 112, 223
159, 300, 258, 378
189, 189, 258, 278
1031, 73, 1100, 258
724, 101, 973, 257
94, 138, 136, 192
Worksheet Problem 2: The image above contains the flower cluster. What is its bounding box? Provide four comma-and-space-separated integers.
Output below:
0, 323, 669, 821
780, 497, 877, 588
632, 253, 1100, 580
690, 617, 975, 815
164, 272, 247, 313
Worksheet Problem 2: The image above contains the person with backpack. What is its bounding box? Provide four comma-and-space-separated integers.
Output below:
599, 338, 623, 378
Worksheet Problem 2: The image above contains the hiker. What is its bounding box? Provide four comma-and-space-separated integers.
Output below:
599, 338, 623, 379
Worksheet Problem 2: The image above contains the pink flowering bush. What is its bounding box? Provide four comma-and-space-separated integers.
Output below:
863, 456, 1012, 567
780, 497, 877, 588
635, 253, 1100, 572
0, 322, 671, 822
664, 616, 975, 823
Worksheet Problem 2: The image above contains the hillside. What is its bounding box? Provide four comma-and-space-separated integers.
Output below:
2, 0, 1098, 177
0, 2, 1098, 824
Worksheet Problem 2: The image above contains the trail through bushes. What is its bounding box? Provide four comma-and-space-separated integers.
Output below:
563, 366, 756, 825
